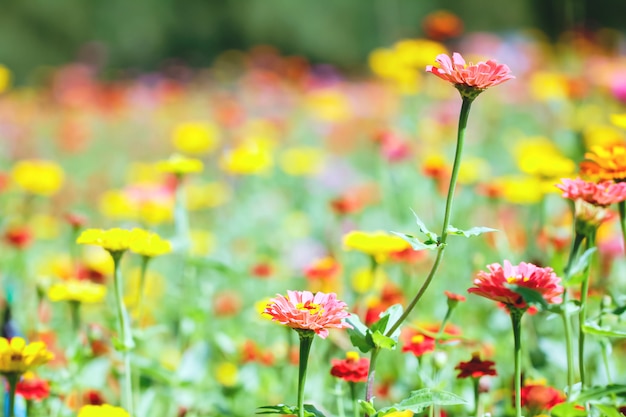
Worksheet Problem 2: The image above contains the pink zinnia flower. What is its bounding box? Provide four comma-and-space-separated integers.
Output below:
555, 177, 626, 206
469, 260, 563, 310
263, 290, 352, 338
426, 52, 514, 98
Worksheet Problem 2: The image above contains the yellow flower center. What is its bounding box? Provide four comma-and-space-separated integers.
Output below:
411, 334, 425, 344
346, 351, 360, 361
296, 301, 324, 316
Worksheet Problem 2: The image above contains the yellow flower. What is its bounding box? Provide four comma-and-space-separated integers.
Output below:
128, 229, 172, 257
279, 147, 325, 176
351, 266, 388, 294
529, 72, 569, 101
215, 362, 238, 387
12, 160, 65, 196
138, 200, 174, 225
495, 176, 544, 205
48, 280, 107, 303
172, 121, 220, 155
77, 404, 130, 417
306, 89, 351, 121
457, 157, 490, 185
393, 39, 447, 69
0, 65, 10, 94
343, 231, 410, 262
76, 228, 135, 253
156, 154, 203, 175
189, 229, 216, 257
185, 181, 232, 210
384, 411, 414, 417
220, 143, 273, 175
583, 124, 625, 149
99, 190, 136, 220
82, 246, 114, 276
0, 337, 53, 375
611, 113, 626, 130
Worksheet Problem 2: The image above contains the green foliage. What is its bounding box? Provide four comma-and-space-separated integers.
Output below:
346, 304, 404, 352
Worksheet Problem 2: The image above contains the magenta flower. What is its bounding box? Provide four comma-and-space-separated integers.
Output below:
264, 290, 352, 338
468, 260, 563, 310
426, 53, 514, 98
556, 177, 626, 206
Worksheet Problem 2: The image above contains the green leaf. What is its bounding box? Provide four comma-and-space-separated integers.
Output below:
505, 284, 551, 311
446, 225, 497, 238
390, 232, 439, 250
358, 400, 377, 416
256, 404, 297, 415
370, 304, 403, 339
566, 247, 597, 282
574, 384, 626, 403
346, 314, 374, 353
593, 404, 623, 417
551, 403, 587, 417
582, 322, 626, 338
302, 404, 327, 417
410, 209, 438, 242
370, 330, 397, 350
377, 389, 466, 415
612, 304, 626, 316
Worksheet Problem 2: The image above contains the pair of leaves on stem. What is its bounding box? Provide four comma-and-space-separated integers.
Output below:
392, 210, 496, 250
346, 304, 403, 352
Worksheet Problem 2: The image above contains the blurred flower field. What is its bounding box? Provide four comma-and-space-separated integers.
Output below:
1, 20, 626, 417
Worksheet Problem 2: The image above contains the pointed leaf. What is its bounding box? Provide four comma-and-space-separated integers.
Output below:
370, 330, 397, 350
446, 225, 498, 238
612, 304, 626, 316
377, 389, 466, 415
582, 322, 626, 338
358, 400, 377, 416
390, 232, 438, 251
566, 247, 597, 280
593, 404, 622, 417
256, 404, 297, 415
410, 209, 438, 242
370, 304, 403, 340
505, 284, 551, 311
573, 384, 626, 403
302, 404, 327, 417
346, 314, 374, 353
550, 403, 587, 417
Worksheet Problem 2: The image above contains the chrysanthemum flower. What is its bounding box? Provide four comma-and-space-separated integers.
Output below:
76, 228, 136, 253
455, 353, 497, 379
48, 280, 107, 304
128, 229, 172, 257
263, 290, 352, 338
0, 337, 53, 375
469, 260, 563, 310
77, 404, 130, 417
330, 351, 369, 383
156, 154, 204, 176
11, 160, 65, 196
580, 145, 626, 182
426, 52, 514, 99
556, 178, 626, 206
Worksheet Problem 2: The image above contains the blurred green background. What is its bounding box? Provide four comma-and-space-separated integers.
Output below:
1, 0, 625, 83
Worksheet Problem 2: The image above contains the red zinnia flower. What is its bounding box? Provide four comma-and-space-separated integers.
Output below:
401, 324, 460, 357
519, 384, 566, 413
469, 260, 563, 310
15, 374, 50, 401
4, 226, 34, 249
455, 353, 497, 379
330, 351, 369, 383
556, 178, 626, 206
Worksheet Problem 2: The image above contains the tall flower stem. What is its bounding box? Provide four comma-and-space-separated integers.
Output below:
349, 382, 359, 417
136, 255, 151, 326
111, 251, 134, 416
5, 373, 18, 417
385, 97, 474, 339
578, 230, 596, 389
472, 377, 481, 417
296, 330, 314, 417
510, 309, 524, 417
365, 347, 380, 405
174, 175, 190, 251
618, 201, 626, 251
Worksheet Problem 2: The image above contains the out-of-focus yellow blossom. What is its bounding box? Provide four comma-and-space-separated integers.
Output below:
394, 39, 447, 69
36, 254, 73, 280
583, 124, 625, 149
185, 181, 232, 210
78, 404, 130, 417
0, 65, 11, 93
343, 230, 410, 263
128, 229, 172, 257
125, 267, 165, 306
138, 200, 174, 225
31, 214, 60, 240
156, 154, 203, 175
77, 228, 136, 253
82, 246, 114, 276
369, 48, 422, 95
242, 119, 280, 142
215, 362, 238, 387
611, 113, 626, 130
283, 211, 311, 239
256, 298, 274, 320
458, 157, 490, 185
515, 136, 575, 191
220, 142, 273, 175
126, 162, 165, 185
12, 160, 65, 196
529, 72, 569, 101
189, 229, 216, 257
279, 147, 325, 176
0, 337, 53, 375
48, 280, 107, 304
384, 411, 414, 417
99, 190, 135, 220
495, 176, 544, 205
172, 121, 220, 155
351, 266, 388, 294
306, 89, 351, 122
570, 104, 604, 132
159, 346, 181, 371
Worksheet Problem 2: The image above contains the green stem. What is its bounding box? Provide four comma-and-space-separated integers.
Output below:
136, 255, 151, 326
434, 306, 453, 349
385, 97, 473, 339
472, 377, 480, 417
511, 309, 524, 417
6, 373, 18, 417
174, 176, 190, 251
296, 331, 314, 417
335, 381, 346, 417
618, 201, 626, 256
365, 347, 380, 405
349, 382, 359, 417
69, 300, 81, 336
578, 230, 596, 389
111, 251, 134, 416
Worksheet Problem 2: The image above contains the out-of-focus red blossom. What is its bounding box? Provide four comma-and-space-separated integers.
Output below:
455, 353, 497, 379
519, 384, 566, 413
241, 340, 274, 366
422, 10, 464, 40
213, 290, 242, 317
330, 351, 369, 383
330, 184, 379, 216
15, 374, 50, 401
76, 263, 107, 285
64, 212, 88, 229
390, 247, 427, 263
66, 389, 106, 410
251, 262, 273, 278
444, 291, 466, 303
304, 257, 341, 281
364, 283, 405, 326
476, 182, 504, 199
374, 131, 412, 163
401, 324, 460, 357
4, 226, 34, 249
0, 173, 10, 193
86, 324, 110, 357
178, 406, 189, 417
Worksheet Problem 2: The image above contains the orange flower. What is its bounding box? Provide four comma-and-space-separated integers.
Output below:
580, 145, 626, 182
422, 10, 464, 40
